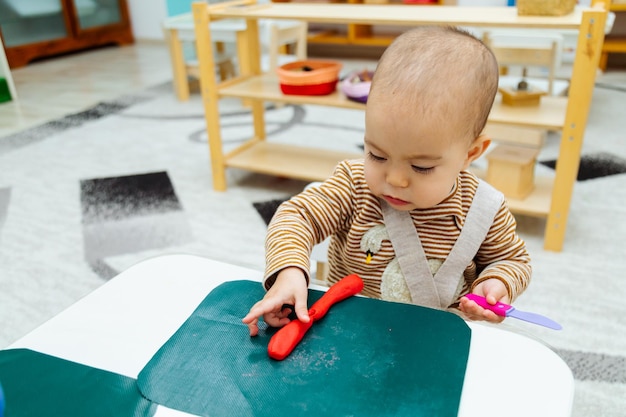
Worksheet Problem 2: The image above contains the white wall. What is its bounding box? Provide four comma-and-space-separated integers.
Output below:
127, 0, 169, 40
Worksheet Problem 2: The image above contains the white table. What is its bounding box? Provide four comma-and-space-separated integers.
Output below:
8, 254, 574, 416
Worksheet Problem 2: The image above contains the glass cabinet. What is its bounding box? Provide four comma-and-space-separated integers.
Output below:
0, 0, 133, 68
75, 0, 123, 30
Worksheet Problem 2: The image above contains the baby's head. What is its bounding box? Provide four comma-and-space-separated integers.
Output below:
364, 26, 499, 210
368, 26, 498, 142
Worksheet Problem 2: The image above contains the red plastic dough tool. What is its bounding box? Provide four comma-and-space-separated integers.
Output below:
267, 274, 364, 360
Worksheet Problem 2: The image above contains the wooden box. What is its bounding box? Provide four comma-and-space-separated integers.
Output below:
486, 144, 540, 199
517, 0, 576, 16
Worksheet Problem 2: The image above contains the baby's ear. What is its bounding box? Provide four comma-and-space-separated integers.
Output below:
463, 135, 491, 169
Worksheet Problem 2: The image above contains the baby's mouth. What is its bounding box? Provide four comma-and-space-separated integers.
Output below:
383, 195, 410, 206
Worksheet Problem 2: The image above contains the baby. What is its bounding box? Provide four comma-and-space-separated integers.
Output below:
243, 26, 531, 336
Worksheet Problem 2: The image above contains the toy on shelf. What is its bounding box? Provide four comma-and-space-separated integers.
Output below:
340, 69, 374, 103
276, 59, 342, 95
499, 67, 546, 106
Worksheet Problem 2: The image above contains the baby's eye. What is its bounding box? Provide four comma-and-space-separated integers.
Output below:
367, 151, 386, 162
411, 165, 435, 174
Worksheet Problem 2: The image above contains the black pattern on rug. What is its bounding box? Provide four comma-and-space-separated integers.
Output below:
0, 95, 154, 155
80, 171, 192, 279
540, 152, 626, 181
556, 349, 626, 383
253, 198, 288, 225
81, 172, 183, 220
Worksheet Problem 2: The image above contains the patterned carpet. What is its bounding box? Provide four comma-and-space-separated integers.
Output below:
1, 77, 625, 416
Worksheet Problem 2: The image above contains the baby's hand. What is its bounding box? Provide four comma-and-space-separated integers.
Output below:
459, 278, 509, 323
241, 267, 310, 336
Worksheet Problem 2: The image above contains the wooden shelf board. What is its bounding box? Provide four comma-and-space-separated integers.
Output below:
226, 141, 362, 182
351, 35, 395, 46
212, 4, 585, 29
602, 37, 626, 52
219, 75, 566, 129
472, 168, 553, 217
307, 34, 352, 44
506, 176, 553, 217
489, 95, 567, 130
219, 74, 366, 109
225, 140, 553, 217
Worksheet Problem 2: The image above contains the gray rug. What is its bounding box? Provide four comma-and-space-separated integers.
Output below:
0, 80, 625, 416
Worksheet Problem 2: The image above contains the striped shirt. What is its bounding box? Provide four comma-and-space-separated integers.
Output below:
265, 159, 531, 303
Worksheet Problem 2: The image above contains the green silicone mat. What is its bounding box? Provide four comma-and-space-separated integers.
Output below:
137, 280, 471, 417
0, 348, 156, 417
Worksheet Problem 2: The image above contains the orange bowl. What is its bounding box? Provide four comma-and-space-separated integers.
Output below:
277, 60, 342, 94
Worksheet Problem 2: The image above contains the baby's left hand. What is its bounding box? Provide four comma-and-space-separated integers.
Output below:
459, 278, 509, 323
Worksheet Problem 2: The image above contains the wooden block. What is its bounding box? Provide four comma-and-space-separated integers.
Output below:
499, 86, 545, 107
486, 144, 540, 199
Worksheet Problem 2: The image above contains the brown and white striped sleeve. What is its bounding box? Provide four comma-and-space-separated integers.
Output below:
471, 200, 532, 302
263, 160, 359, 289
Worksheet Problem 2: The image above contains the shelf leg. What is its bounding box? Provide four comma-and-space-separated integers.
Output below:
165, 28, 190, 102
193, 2, 227, 191
544, 7, 607, 251
599, 51, 608, 71
242, 18, 266, 140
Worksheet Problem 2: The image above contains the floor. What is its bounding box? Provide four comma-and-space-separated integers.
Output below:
0, 41, 173, 138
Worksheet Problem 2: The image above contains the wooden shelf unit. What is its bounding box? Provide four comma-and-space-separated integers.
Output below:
191, 0, 609, 251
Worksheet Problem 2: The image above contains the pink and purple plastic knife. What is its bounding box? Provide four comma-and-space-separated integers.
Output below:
464, 293, 562, 330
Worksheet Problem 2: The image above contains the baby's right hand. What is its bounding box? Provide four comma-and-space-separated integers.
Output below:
241, 267, 310, 336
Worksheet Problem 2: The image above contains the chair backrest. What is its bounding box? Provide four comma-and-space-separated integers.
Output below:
483, 31, 562, 95
267, 21, 308, 71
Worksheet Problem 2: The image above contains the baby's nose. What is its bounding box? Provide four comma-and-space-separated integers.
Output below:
386, 167, 409, 188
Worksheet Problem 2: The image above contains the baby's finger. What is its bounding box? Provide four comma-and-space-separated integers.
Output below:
460, 297, 498, 322
243, 296, 285, 323
480, 308, 505, 323
245, 317, 260, 337
293, 294, 310, 323
460, 299, 482, 318
242, 300, 277, 336
242, 300, 266, 325
263, 312, 292, 328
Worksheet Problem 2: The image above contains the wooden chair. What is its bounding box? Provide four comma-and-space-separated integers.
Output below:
481, 30, 564, 148
265, 20, 308, 108
483, 31, 563, 96
267, 20, 308, 71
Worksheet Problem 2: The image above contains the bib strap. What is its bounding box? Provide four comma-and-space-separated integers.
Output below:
381, 180, 504, 309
